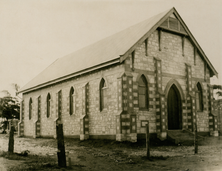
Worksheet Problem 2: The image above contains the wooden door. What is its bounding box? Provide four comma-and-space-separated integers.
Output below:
167, 85, 182, 130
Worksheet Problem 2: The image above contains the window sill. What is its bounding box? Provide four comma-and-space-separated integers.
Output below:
100, 108, 108, 113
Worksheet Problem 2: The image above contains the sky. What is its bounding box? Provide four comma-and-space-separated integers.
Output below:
0, 0, 221, 97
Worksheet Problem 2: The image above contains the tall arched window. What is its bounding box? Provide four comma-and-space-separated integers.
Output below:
196, 83, 203, 111
138, 75, 148, 110
29, 98, 32, 120
46, 93, 51, 118
69, 87, 74, 115
100, 78, 106, 111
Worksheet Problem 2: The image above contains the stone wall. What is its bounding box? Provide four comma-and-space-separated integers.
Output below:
196, 111, 209, 132
123, 30, 212, 137
21, 28, 216, 140
22, 64, 124, 138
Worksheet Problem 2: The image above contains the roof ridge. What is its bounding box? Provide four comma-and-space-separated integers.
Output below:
61, 7, 173, 60
18, 8, 173, 93
19, 7, 217, 93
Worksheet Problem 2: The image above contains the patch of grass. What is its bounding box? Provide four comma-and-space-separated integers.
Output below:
18, 155, 59, 170
34, 139, 57, 148
9, 155, 63, 171
73, 138, 176, 150
0, 150, 69, 171
0, 151, 26, 160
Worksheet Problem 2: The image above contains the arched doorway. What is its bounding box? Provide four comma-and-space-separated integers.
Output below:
167, 84, 182, 130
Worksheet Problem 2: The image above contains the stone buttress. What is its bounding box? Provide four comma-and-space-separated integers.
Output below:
80, 83, 89, 140
154, 57, 167, 140
116, 72, 137, 142
33, 96, 41, 138
185, 63, 196, 131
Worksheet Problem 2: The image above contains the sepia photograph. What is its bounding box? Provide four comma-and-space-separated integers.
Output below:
0, 0, 221, 170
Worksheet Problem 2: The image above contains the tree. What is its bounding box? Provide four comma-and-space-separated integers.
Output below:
0, 89, 20, 134
0, 90, 20, 120
213, 85, 222, 99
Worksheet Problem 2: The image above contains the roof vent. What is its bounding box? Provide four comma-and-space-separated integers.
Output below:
169, 17, 178, 30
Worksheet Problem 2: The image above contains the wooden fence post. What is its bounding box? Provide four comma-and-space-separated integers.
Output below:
194, 123, 198, 154
8, 126, 15, 153
146, 122, 150, 159
56, 123, 66, 167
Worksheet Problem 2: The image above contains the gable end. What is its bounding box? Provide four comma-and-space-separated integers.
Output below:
120, 8, 217, 78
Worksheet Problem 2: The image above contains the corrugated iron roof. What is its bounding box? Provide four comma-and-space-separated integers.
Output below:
20, 9, 169, 93
19, 7, 218, 93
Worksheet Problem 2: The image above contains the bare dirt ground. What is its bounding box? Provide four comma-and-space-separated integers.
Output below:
0, 134, 222, 171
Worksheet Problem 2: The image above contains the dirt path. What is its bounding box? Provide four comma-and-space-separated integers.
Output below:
0, 134, 222, 170
0, 158, 8, 171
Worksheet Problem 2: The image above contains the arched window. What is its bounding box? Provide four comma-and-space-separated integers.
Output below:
29, 98, 32, 120
69, 87, 74, 115
196, 83, 203, 111
138, 75, 148, 110
100, 78, 106, 111
46, 93, 51, 118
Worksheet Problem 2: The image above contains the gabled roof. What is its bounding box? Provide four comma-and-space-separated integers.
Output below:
19, 7, 218, 93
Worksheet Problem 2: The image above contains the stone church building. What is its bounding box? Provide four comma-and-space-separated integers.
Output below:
18, 8, 218, 142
